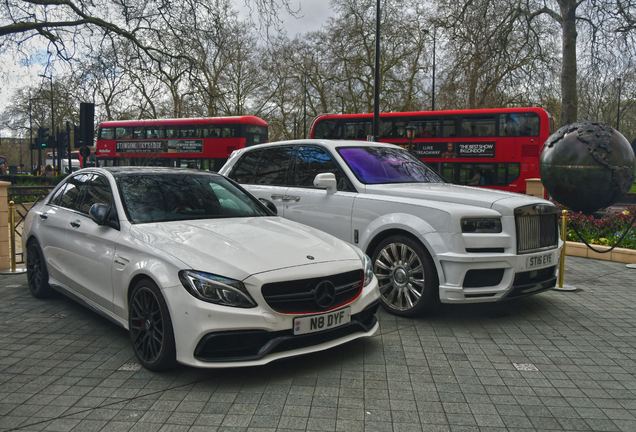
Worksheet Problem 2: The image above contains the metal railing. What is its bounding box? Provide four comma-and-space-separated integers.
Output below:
7, 186, 55, 264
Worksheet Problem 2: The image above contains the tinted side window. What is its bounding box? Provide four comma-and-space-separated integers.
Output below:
230, 149, 263, 183
54, 174, 92, 211
81, 175, 115, 214
253, 147, 294, 185
294, 146, 349, 190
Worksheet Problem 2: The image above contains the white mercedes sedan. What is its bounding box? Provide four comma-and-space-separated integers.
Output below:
220, 140, 563, 317
22, 168, 379, 371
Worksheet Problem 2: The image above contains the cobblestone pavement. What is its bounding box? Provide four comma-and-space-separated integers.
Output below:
1, 256, 636, 432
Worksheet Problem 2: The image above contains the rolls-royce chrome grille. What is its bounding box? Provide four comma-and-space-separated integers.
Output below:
515, 204, 559, 254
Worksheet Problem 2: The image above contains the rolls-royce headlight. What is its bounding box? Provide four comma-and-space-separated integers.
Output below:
179, 270, 257, 308
461, 218, 502, 233
363, 254, 374, 286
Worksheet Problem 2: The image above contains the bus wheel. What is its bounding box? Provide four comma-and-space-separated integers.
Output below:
372, 235, 439, 317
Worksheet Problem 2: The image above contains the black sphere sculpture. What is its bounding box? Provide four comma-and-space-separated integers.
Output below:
540, 121, 636, 213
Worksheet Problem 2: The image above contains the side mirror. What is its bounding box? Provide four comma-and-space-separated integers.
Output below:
89, 203, 120, 230
259, 198, 278, 215
313, 173, 337, 194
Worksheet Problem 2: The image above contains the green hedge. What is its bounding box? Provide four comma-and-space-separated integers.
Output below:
1, 174, 67, 186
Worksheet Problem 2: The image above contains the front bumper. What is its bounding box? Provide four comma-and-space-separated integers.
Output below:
163, 260, 380, 368
436, 245, 561, 303
194, 301, 379, 362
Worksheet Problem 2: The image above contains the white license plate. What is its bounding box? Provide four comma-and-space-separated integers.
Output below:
527, 252, 555, 269
293, 307, 351, 335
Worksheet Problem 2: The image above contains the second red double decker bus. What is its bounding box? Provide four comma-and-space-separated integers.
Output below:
310, 107, 554, 194
96, 116, 268, 171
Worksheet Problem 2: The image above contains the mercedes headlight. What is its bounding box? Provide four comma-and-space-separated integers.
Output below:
461, 218, 502, 233
363, 254, 374, 286
179, 270, 257, 308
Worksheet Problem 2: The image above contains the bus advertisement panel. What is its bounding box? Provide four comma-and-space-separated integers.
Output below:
310, 107, 553, 194
96, 116, 268, 170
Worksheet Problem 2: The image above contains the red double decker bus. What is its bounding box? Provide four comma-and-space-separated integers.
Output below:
96, 116, 268, 171
310, 107, 554, 194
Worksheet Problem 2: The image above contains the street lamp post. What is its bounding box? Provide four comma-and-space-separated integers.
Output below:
29, 96, 33, 174
422, 29, 436, 111
431, 29, 436, 111
372, 0, 381, 141
303, 72, 312, 139
39, 73, 56, 172
617, 77, 622, 131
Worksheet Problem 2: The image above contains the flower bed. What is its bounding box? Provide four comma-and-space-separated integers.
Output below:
557, 205, 636, 250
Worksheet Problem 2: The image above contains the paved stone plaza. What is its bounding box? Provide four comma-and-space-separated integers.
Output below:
1, 256, 635, 432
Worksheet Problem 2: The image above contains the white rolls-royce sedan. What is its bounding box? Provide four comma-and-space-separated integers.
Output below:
219, 140, 563, 317
23, 167, 379, 370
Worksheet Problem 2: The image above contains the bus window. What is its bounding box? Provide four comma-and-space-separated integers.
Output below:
499, 113, 540, 137
461, 117, 495, 137
313, 120, 341, 139
441, 163, 455, 183
380, 120, 392, 138
179, 126, 196, 138
344, 121, 372, 139
411, 120, 439, 138
100, 128, 115, 140
379, 120, 404, 139
133, 127, 144, 139
437, 162, 520, 186
146, 127, 164, 139
244, 125, 268, 145
165, 127, 176, 138
443, 120, 456, 137
222, 127, 235, 138
116, 127, 133, 139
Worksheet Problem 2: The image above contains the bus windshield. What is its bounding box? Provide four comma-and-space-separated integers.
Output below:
338, 147, 445, 185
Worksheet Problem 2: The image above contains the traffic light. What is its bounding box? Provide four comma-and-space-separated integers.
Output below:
37, 126, 50, 148
73, 125, 82, 147
78, 102, 94, 148
57, 130, 68, 156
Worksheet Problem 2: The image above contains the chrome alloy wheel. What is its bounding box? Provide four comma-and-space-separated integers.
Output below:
130, 287, 165, 364
374, 242, 426, 311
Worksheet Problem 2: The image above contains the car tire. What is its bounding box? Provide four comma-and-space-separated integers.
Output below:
26, 239, 55, 299
372, 235, 439, 317
129, 279, 177, 371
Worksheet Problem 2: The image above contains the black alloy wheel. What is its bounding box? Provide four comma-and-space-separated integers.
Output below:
26, 240, 55, 298
129, 279, 177, 371
372, 235, 439, 317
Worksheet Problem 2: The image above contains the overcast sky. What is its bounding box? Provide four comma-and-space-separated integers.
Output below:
272, 0, 334, 36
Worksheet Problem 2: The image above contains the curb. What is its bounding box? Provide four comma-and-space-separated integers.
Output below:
565, 240, 636, 264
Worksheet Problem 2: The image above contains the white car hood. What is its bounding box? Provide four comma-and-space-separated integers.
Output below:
129, 217, 360, 280
363, 183, 530, 209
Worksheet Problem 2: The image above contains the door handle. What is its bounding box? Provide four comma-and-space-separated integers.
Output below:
270, 195, 285, 201
70, 220, 81, 228
283, 196, 300, 202
38, 213, 48, 220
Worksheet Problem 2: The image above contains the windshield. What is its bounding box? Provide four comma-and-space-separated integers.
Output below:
117, 173, 269, 223
337, 146, 445, 184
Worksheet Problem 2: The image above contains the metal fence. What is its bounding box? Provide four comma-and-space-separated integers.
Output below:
8, 186, 55, 264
